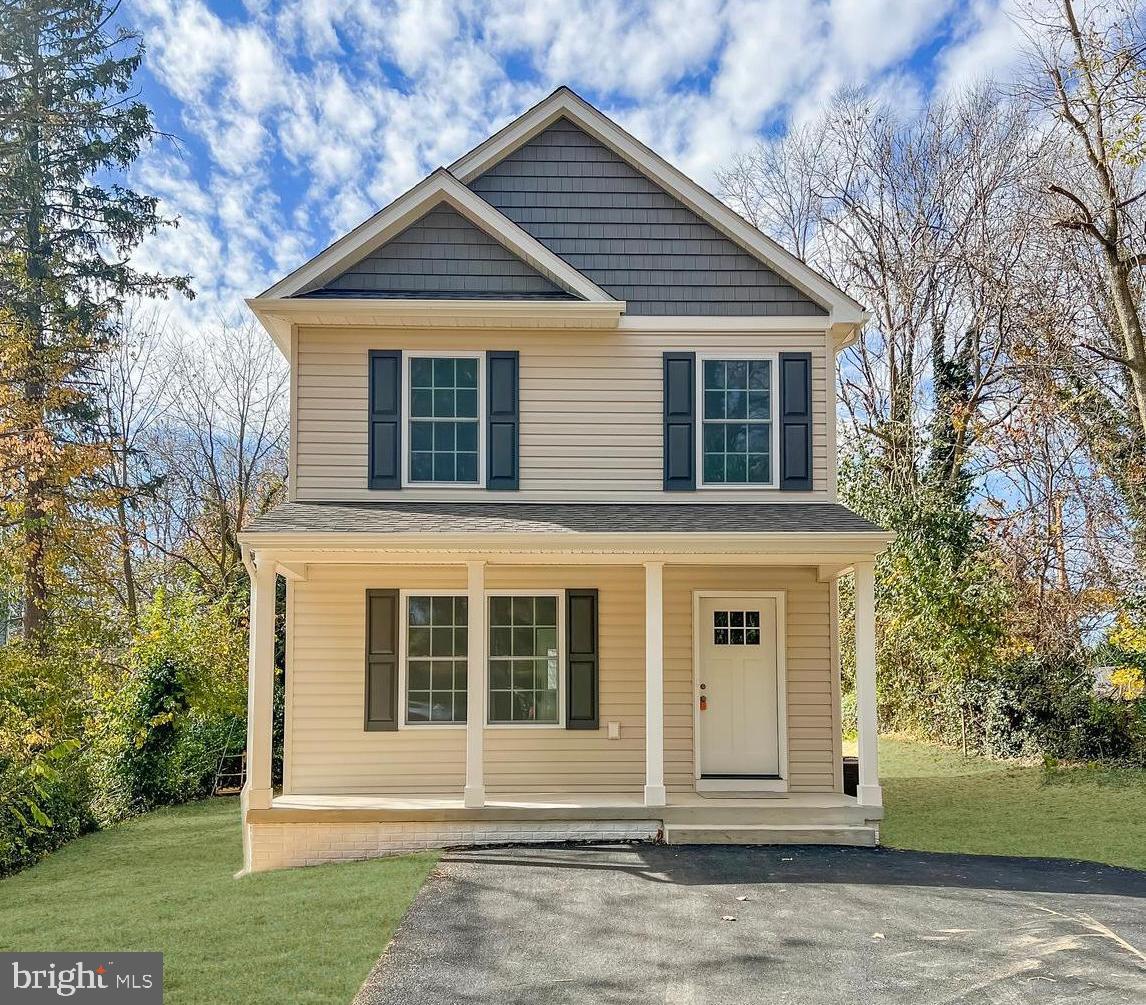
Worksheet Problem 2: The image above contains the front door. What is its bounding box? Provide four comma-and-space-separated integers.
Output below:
697, 596, 780, 776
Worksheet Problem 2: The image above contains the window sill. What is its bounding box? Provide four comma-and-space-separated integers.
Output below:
485, 722, 564, 730
399, 722, 467, 730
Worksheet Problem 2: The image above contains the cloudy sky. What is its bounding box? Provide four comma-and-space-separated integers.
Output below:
126, 0, 1029, 325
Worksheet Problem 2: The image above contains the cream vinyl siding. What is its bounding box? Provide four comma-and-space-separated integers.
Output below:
292, 326, 831, 502
287, 561, 839, 797
483, 565, 645, 795
664, 566, 838, 794
287, 564, 468, 795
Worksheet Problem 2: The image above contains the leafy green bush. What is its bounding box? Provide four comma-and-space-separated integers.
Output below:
839, 452, 1010, 743
0, 645, 98, 876
967, 653, 1146, 765
109, 590, 247, 814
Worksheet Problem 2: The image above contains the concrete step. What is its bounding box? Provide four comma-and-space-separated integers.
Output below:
663, 804, 880, 827
663, 823, 879, 847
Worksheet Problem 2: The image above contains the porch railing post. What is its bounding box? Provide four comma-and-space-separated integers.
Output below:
854, 560, 882, 807
243, 553, 276, 814
464, 560, 487, 808
644, 561, 666, 807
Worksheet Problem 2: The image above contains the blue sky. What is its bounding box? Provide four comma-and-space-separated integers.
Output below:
124, 0, 1028, 327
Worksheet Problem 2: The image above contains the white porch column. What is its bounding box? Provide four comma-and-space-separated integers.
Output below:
243, 554, 276, 813
464, 560, 487, 808
644, 561, 666, 807
854, 560, 882, 807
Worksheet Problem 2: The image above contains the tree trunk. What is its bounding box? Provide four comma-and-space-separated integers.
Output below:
1105, 249, 1146, 440
117, 495, 138, 624
20, 26, 48, 653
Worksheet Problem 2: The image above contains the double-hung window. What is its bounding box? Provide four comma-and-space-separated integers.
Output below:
406, 353, 482, 484
404, 594, 468, 724
699, 356, 778, 486
487, 594, 561, 725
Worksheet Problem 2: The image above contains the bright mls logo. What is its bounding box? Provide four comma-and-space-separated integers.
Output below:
0, 954, 162, 1003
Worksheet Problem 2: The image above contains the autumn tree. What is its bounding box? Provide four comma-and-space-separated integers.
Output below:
0, 0, 190, 649
144, 323, 288, 602
1016, 0, 1146, 556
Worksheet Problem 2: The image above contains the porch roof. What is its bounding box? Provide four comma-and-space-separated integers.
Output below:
243, 500, 886, 537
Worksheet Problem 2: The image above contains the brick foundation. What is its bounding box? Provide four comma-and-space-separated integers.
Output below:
244, 818, 662, 872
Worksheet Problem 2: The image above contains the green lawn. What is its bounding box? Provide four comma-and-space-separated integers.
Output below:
2, 744, 1142, 1005
870, 736, 1146, 871
0, 799, 436, 1004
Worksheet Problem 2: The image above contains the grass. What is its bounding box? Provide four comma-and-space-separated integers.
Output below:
0, 799, 437, 1004
867, 736, 1146, 871
3, 744, 1142, 1003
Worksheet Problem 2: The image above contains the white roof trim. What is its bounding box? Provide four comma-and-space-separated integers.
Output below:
246, 297, 625, 357
450, 87, 867, 326
238, 530, 895, 555
259, 168, 614, 303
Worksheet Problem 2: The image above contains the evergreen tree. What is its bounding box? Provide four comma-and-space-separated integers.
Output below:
0, 0, 191, 649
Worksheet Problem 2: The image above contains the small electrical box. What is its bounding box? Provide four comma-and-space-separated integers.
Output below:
607, 721, 621, 740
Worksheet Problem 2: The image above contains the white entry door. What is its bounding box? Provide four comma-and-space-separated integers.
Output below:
697, 596, 780, 776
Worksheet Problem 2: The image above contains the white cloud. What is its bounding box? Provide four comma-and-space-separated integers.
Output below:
124, 0, 1038, 335
938, 0, 1027, 94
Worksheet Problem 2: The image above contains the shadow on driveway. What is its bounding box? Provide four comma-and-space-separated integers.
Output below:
356, 845, 1146, 1005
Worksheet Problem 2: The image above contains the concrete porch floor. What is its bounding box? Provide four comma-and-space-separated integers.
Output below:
268, 790, 870, 812
248, 790, 882, 847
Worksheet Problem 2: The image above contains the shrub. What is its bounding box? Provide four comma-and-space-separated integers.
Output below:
0, 645, 98, 876
109, 590, 247, 813
967, 653, 1146, 765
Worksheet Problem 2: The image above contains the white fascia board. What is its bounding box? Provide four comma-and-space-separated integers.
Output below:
246, 297, 625, 359
619, 316, 831, 333
259, 168, 612, 303
450, 87, 868, 325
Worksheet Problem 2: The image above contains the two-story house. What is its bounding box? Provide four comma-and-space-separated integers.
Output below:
238, 87, 891, 873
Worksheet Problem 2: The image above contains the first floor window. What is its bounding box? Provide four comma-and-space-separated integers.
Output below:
701, 357, 774, 485
406, 595, 468, 723
488, 595, 559, 723
408, 355, 480, 483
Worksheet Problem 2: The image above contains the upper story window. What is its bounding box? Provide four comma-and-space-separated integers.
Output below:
699, 356, 777, 487
406, 353, 483, 484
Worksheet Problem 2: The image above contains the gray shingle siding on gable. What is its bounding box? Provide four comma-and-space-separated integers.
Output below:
300, 204, 576, 300
468, 118, 828, 317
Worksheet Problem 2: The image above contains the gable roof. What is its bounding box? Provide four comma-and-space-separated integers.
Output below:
298, 203, 576, 301
250, 86, 866, 349
259, 169, 612, 303
451, 87, 865, 324
468, 116, 825, 317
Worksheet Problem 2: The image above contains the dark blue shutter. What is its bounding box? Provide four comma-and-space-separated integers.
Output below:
663, 352, 696, 491
365, 589, 399, 731
487, 351, 519, 490
368, 350, 401, 490
779, 352, 813, 491
566, 589, 599, 729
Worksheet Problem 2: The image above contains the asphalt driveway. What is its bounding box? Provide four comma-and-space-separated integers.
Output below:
355, 844, 1146, 1004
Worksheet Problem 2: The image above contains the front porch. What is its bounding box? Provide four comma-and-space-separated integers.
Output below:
237, 512, 890, 872
246, 791, 881, 871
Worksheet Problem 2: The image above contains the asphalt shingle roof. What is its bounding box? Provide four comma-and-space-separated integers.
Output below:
243, 501, 886, 536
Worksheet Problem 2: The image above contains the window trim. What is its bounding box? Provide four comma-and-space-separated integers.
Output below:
398, 589, 469, 730
485, 589, 566, 729
695, 351, 780, 490
401, 350, 487, 488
